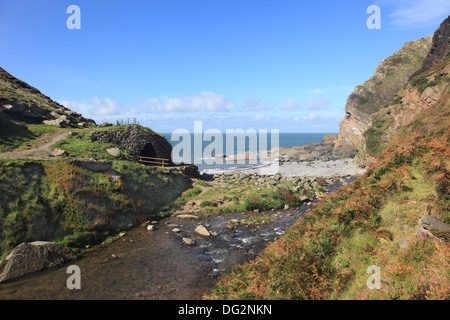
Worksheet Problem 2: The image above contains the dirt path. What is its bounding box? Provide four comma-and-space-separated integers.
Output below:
0, 130, 70, 160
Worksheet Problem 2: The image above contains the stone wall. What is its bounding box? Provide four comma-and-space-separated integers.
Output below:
90, 126, 173, 165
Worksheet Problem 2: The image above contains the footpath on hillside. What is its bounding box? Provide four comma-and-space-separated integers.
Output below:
0, 130, 70, 160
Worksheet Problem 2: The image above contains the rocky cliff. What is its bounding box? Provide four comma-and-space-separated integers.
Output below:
353, 16, 450, 166
335, 16, 450, 165
334, 34, 433, 155
357, 54, 450, 166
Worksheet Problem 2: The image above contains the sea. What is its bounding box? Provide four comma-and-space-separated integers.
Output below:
160, 133, 334, 174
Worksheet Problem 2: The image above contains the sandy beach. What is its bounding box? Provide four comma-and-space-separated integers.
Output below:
229, 158, 366, 178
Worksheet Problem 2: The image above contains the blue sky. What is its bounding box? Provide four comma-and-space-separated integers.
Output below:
0, 0, 448, 133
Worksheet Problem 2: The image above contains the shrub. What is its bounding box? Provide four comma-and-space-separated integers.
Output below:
317, 177, 327, 187
390, 94, 403, 105
411, 75, 428, 88
411, 74, 448, 94
244, 195, 271, 212
200, 200, 217, 208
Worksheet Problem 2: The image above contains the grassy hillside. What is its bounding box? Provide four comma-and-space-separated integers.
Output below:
206, 67, 449, 300
52, 127, 132, 161
0, 67, 190, 258
0, 67, 69, 114
0, 67, 98, 152
0, 110, 68, 153
0, 159, 191, 258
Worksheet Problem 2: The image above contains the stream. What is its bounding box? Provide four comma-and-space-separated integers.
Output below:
0, 177, 353, 300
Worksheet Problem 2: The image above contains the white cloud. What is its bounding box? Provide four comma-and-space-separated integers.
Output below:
134, 110, 344, 133
58, 93, 344, 133
60, 97, 122, 116
379, 0, 450, 28
128, 106, 140, 114
241, 97, 275, 111
142, 92, 235, 113
305, 98, 331, 110
254, 113, 266, 121
280, 98, 301, 111
89, 97, 121, 115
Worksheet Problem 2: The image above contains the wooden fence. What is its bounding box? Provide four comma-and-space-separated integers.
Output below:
117, 118, 139, 126
138, 156, 169, 167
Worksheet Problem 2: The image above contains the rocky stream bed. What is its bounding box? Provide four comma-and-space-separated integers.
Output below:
0, 176, 354, 300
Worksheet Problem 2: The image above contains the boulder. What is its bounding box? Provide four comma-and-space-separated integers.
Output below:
194, 225, 211, 237
98, 122, 113, 128
52, 148, 67, 157
419, 216, 450, 231
49, 111, 61, 119
418, 216, 450, 240
182, 238, 195, 246
43, 115, 70, 127
0, 242, 77, 283
106, 148, 121, 157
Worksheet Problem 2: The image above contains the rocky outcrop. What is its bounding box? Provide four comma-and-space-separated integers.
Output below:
0, 100, 95, 128
335, 34, 434, 155
355, 51, 450, 167
0, 100, 44, 121
0, 67, 95, 127
0, 242, 77, 283
321, 134, 338, 144
419, 16, 450, 74
178, 164, 202, 178
277, 133, 355, 162
417, 216, 450, 240
90, 125, 173, 164
419, 216, 450, 231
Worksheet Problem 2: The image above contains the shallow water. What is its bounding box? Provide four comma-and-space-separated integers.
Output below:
0, 225, 216, 300
0, 177, 353, 300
